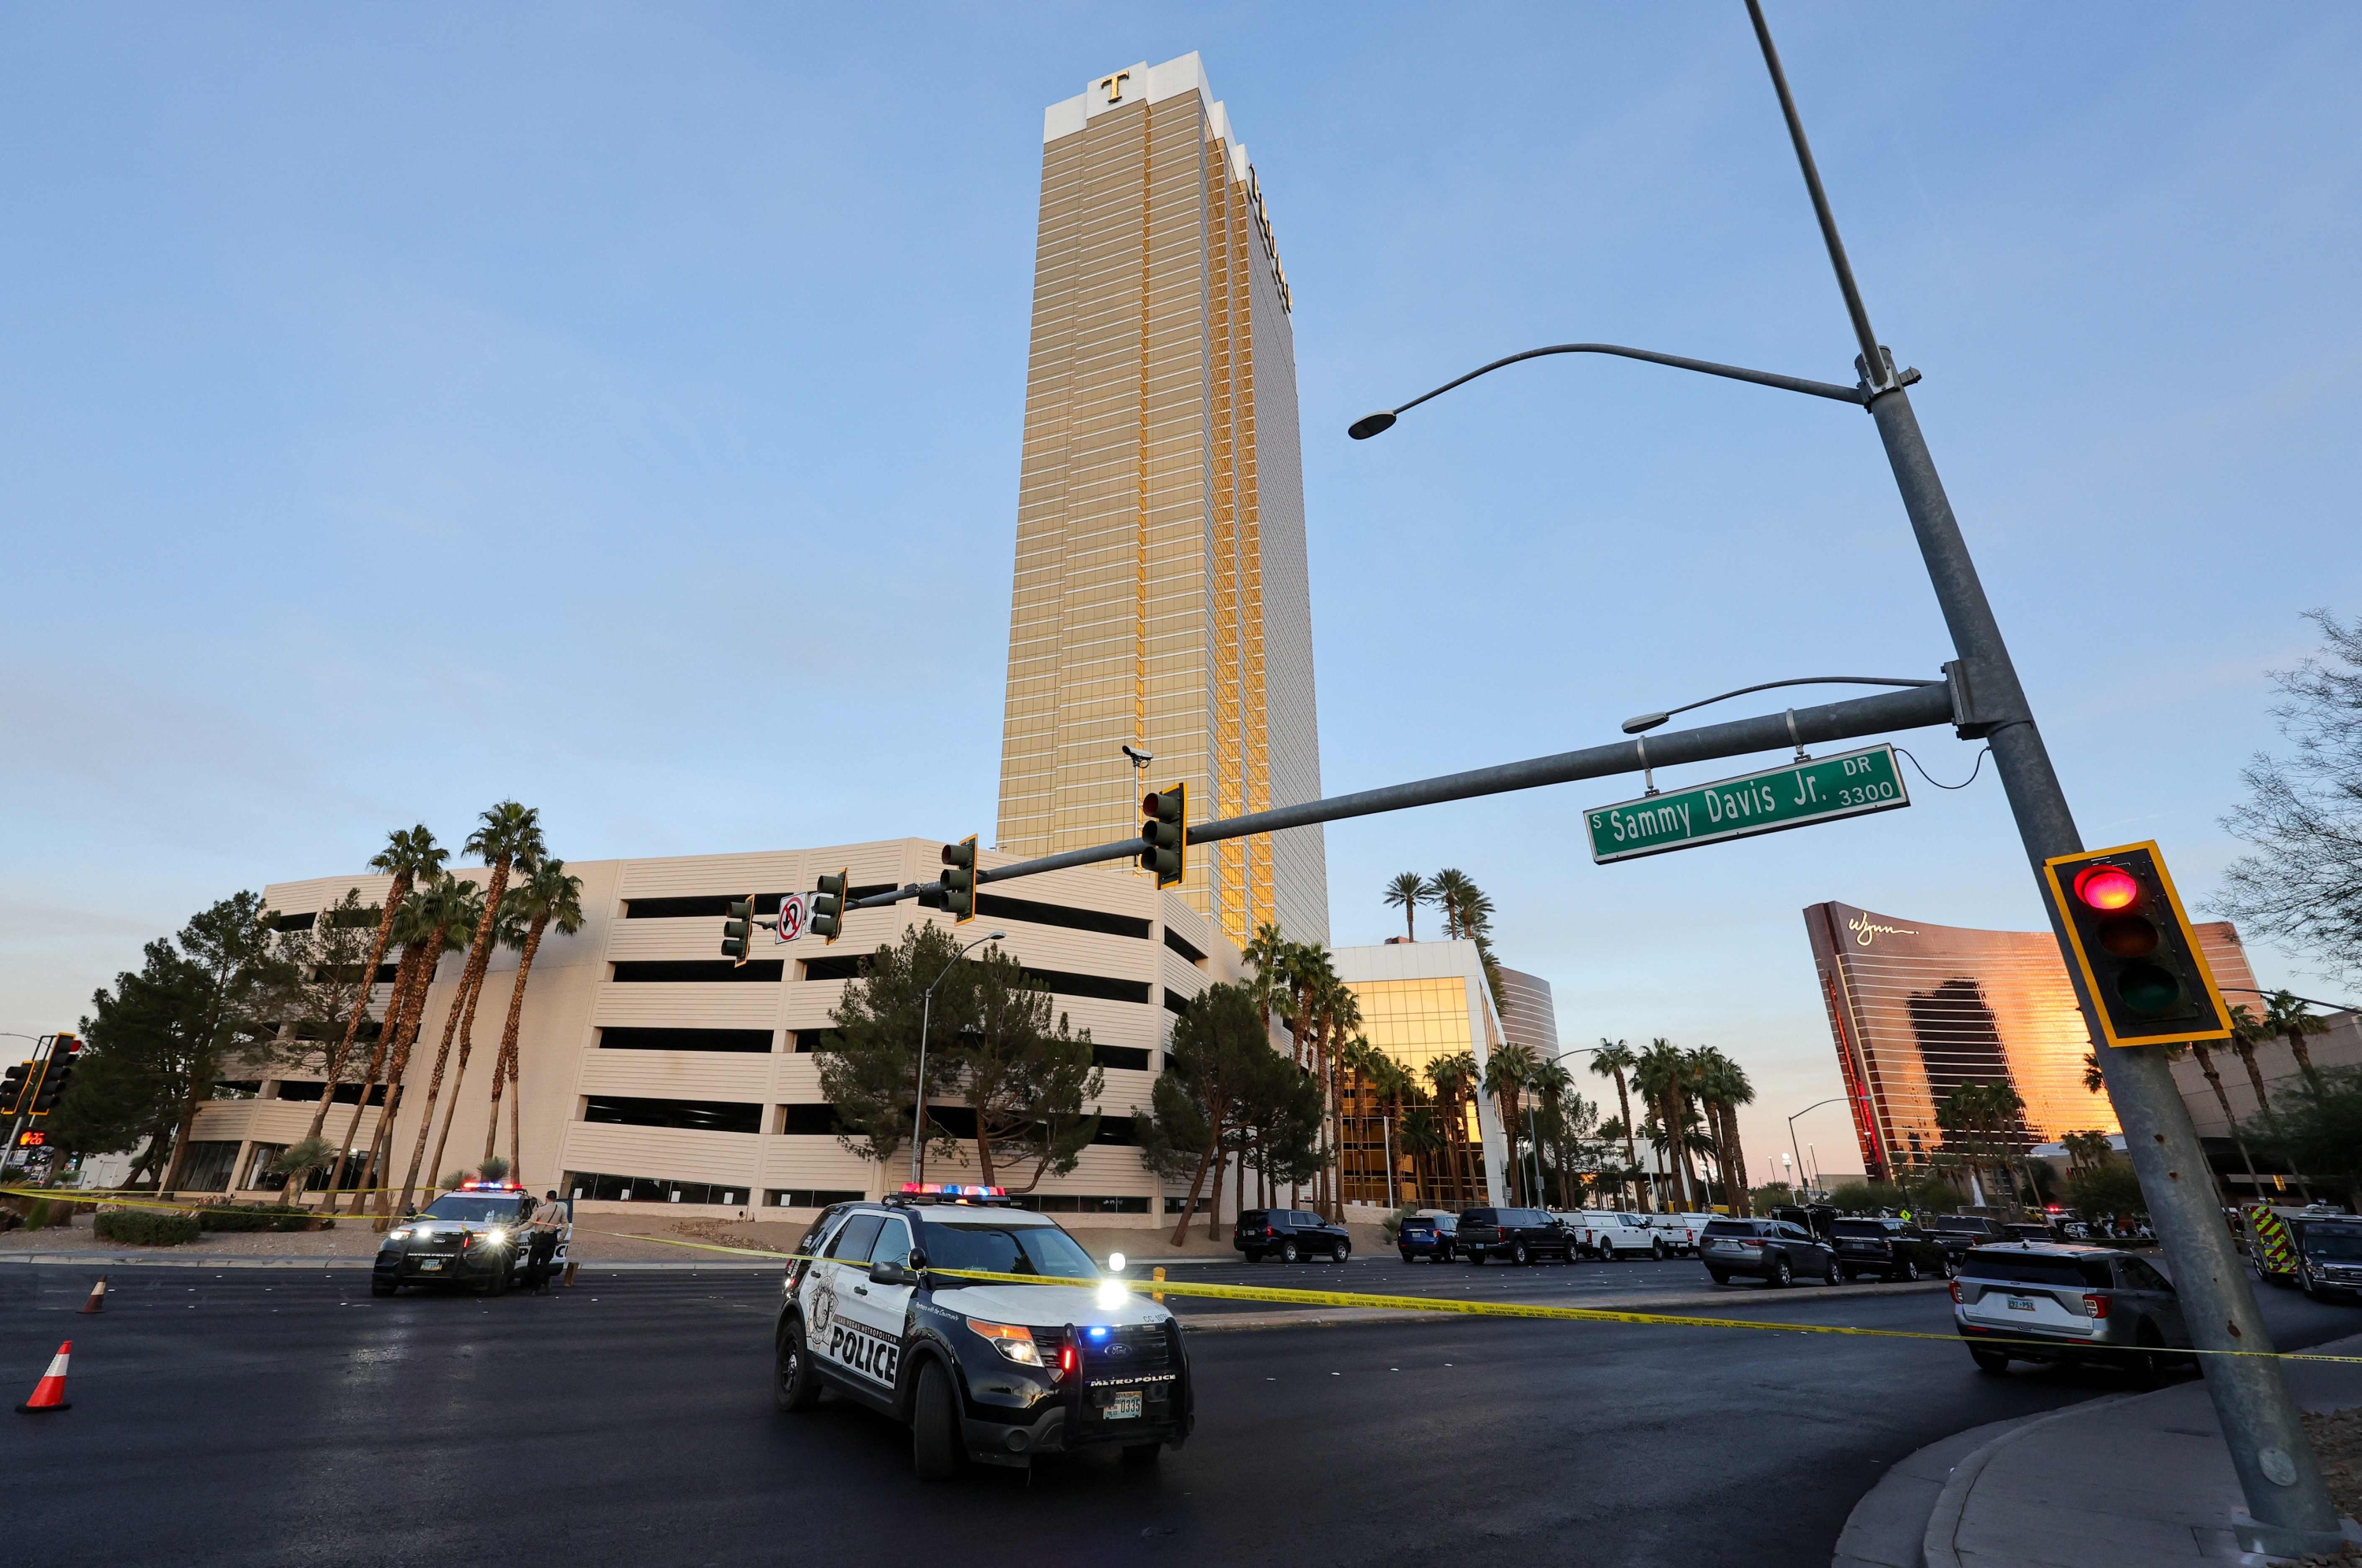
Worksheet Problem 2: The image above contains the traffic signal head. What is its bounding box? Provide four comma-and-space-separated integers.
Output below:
1138, 784, 1187, 889
811, 869, 850, 945
720, 896, 754, 966
2042, 841, 2231, 1048
941, 836, 979, 924
0, 1061, 30, 1117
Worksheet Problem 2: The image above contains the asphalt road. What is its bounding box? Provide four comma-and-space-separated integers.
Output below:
1154, 1249, 1846, 1316
4, 1262, 2354, 1568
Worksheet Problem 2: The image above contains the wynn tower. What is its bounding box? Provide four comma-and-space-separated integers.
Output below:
997, 54, 1327, 947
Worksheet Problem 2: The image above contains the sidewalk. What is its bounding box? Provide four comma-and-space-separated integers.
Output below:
1837, 1333, 2362, 1568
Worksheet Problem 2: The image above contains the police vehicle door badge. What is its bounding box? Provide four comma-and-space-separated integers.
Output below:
807, 1270, 838, 1338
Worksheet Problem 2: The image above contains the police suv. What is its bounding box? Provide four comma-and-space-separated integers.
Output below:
773, 1184, 1194, 1479
372, 1179, 563, 1296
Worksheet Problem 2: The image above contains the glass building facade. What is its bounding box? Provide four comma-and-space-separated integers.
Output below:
1804, 900, 2260, 1185
1331, 942, 1510, 1207
996, 54, 1327, 949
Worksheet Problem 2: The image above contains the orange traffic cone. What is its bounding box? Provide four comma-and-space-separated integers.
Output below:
78, 1278, 107, 1315
17, 1341, 72, 1414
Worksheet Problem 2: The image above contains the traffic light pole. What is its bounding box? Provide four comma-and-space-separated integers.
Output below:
1738, 4, 2335, 1549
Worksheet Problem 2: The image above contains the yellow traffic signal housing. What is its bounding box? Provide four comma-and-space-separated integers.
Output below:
2042, 841, 2232, 1048
0, 1060, 30, 1117
1138, 783, 1187, 889
720, 895, 755, 966
942, 836, 979, 923
811, 869, 850, 945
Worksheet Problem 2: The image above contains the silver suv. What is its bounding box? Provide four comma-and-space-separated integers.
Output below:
1953, 1243, 2188, 1383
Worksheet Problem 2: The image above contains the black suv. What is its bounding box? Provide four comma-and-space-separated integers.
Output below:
1234, 1208, 1352, 1263
1700, 1216, 1840, 1286
1457, 1207, 1577, 1266
775, 1189, 1193, 1477
1828, 1217, 1955, 1282
1925, 1215, 2010, 1261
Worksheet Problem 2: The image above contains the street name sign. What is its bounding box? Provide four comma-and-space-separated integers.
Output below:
1586, 744, 1910, 864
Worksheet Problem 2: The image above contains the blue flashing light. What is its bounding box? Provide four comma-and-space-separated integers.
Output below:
1087, 1325, 1109, 1340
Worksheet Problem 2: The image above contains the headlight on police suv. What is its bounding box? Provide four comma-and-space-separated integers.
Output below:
964, 1318, 1042, 1366
479, 1227, 508, 1248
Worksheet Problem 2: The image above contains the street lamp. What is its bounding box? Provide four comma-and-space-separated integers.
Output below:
910, 932, 1006, 1189
1345, 4, 2337, 1544
1783, 1097, 1846, 1201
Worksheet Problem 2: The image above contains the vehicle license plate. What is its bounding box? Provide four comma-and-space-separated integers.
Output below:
2005, 1295, 2034, 1311
418, 1259, 444, 1271
1103, 1392, 1142, 1420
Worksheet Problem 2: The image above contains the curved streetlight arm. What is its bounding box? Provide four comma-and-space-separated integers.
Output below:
1623, 675, 1941, 735
1786, 1096, 1850, 1198
1348, 342, 1885, 440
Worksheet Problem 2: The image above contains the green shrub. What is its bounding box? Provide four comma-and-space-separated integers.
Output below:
196, 1204, 330, 1233
94, 1208, 200, 1246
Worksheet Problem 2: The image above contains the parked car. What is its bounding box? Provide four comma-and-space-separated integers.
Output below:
1396, 1211, 1459, 1264
1568, 1211, 1664, 1261
1698, 1217, 1839, 1287
1771, 1204, 1838, 1241
1952, 1243, 2190, 1382
1457, 1207, 1579, 1266
1925, 1215, 2010, 1260
1233, 1208, 1351, 1264
1642, 1212, 1712, 1256
2003, 1222, 2064, 1244
1828, 1217, 1954, 1282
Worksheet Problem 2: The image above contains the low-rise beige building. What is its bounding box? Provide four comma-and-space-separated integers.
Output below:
183, 838, 1249, 1227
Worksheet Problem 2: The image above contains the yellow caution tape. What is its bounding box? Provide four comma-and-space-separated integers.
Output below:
547, 1229, 2362, 1367
0, 1187, 373, 1218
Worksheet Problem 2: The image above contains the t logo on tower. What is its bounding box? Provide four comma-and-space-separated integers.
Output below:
999, 54, 1328, 947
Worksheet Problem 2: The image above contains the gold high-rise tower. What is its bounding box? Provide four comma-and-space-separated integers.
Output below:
997, 54, 1327, 947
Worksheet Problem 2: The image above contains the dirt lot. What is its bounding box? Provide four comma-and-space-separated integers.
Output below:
2301, 1407, 2362, 1565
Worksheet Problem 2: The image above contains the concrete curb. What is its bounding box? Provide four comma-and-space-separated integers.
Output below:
1916, 1394, 2134, 1568
1179, 1275, 1951, 1332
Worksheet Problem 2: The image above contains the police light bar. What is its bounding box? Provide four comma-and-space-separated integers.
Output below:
900, 1182, 1005, 1198
459, 1180, 524, 1191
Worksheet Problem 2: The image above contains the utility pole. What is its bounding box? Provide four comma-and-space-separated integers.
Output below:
1735, 3, 2340, 1550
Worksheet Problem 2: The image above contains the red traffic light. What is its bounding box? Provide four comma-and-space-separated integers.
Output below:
2071, 864, 2142, 912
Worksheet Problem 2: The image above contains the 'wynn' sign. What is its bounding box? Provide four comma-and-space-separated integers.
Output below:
1586, 745, 1912, 864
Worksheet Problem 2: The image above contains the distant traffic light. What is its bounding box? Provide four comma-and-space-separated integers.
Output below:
0, 1061, 30, 1117
28, 1039, 78, 1115
2042, 841, 2231, 1048
720, 896, 755, 966
1138, 783, 1187, 889
811, 869, 849, 945
942, 836, 979, 924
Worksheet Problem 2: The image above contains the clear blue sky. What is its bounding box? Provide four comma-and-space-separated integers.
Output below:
6, 4, 2357, 1175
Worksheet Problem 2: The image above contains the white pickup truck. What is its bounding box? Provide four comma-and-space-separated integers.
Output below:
1643, 1212, 1713, 1257
1559, 1211, 1664, 1261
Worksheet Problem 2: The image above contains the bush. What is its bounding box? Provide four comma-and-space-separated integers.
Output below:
2066, 1163, 2147, 1220
196, 1204, 331, 1233
94, 1208, 200, 1246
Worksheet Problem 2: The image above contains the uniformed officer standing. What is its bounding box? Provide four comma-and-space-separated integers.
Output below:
527, 1190, 568, 1291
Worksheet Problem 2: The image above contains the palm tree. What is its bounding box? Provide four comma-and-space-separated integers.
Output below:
1690, 1048, 1756, 1215
1633, 1039, 1699, 1209
1431, 870, 1479, 939
324, 886, 456, 1210
1242, 921, 1289, 1031
1399, 1107, 1445, 1206
1425, 1052, 1479, 1204
2261, 990, 2331, 1093
1483, 1042, 1542, 1204
394, 876, 490, 1214
1315, 978, 1364, 1218
2229, 1003, 2311, 1201
1527, 1058, 1575, 1206
1589, 1039, 1642, 1208
483, 856, 584, 1173
395, 803, 544, 1214
308, 826, 446, 1146
1381, 874, 1432, 941
361, 875, 472, 1215
2187, 1038, 2261, 1193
